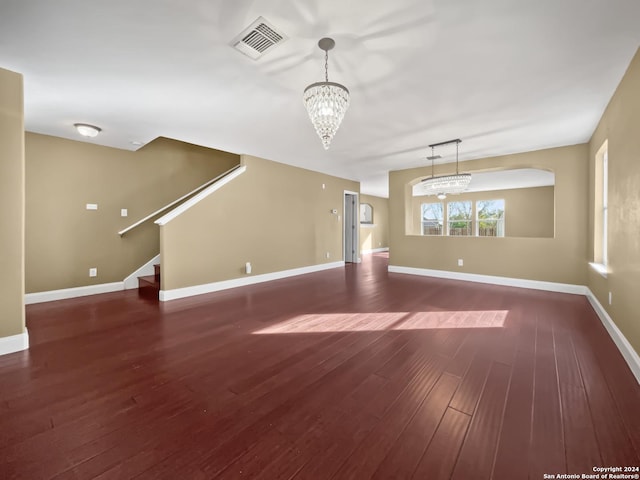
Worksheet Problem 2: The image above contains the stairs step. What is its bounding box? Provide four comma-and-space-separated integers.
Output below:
138, 274, 160, 299
138, 275, 159, 287
154, 264, 160, 280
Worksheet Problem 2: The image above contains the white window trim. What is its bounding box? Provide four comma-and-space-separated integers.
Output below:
593, 141, 608, 271
589, 262, 608, 278
602, 150, 608, 267
421, 202, 444, 236
475, 199, 505, 237
447, 200, 473, 237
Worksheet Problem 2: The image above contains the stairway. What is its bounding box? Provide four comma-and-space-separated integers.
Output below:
137, 264, 160, 299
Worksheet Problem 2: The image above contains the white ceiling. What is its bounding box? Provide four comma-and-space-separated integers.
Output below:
1, 0, 638, 197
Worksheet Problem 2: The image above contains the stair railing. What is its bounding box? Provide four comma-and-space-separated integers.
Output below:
118, 164, 242, 236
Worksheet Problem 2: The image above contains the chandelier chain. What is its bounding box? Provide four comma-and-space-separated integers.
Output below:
325, 50, 329, 82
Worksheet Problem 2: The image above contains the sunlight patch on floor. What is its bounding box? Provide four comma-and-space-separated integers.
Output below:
253, 310, 508, 334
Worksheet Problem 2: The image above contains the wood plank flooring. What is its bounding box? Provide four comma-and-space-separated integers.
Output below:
1, 253, 639, 479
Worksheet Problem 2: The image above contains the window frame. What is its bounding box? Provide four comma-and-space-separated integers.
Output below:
592, 140, 608, 276
447, 200, 473, 237
602, 149, 608, 267
475, 199, 505, 237
421, 202, 444, 236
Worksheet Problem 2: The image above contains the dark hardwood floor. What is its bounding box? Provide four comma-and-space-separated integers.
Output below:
2, 253, 639, 479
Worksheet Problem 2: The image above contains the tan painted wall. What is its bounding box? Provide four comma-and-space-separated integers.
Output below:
410, 186, 554, 238
0, 68, 25, 338
389, 144, 588, 284
25, 134, 239, 292
360, 194, 389, 253
588, 48, 640, 356
161, 155, 359, 290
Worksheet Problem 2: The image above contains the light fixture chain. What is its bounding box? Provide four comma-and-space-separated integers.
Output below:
325, 50, 329, 82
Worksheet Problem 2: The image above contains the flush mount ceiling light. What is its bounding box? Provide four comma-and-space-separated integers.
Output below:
74, 123, 101, 138
303, 37, 350, 150
421, 139, 471, 199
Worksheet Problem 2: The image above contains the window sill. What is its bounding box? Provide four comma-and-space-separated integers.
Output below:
361, 223, 375, 228
589, 262, 608, 278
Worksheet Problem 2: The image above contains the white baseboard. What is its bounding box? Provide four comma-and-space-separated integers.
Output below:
160, 261, 345, 302
585, 289, 640, 384
26, 256, 160, 303
123, 254, 160, 290
0, 331, 29, 356
25, 282, 124, 305
361, 247, 389, 254
388, 265, 587, 295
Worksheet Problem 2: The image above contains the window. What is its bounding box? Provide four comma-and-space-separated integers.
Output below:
360, 203, 373, 224
593, 141, 608, 271
603, 149, 608, 266
447, 201, 473, 236
477, 199, 505, 237
421, 202, 443, 235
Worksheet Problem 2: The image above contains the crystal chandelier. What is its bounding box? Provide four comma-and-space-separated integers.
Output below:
421, 139, 471, 198
303, 38, 350, 150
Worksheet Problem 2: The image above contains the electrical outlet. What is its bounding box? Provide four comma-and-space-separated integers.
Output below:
326, 252, 330, 259
121, 208, 128, 217
86, 203, 98, 210
609, 291, 612, 305
89, 268, 97, 277
458, 259, 464, 267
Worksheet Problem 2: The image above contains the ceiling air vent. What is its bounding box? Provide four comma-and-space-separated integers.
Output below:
231, 17, 287, 60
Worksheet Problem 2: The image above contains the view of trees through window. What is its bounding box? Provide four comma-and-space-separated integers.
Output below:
447, 201, 473, 236
421, 199, 505, 237
421, 203, 443, 235
477, 199, 505, 237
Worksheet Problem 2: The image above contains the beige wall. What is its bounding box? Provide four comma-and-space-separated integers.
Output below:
360, 194, 389, 253
0, 68, 25, 338
161, 155, 359, 290
410, 186, 554, 238
25, 134, 239, 292
588, 48, 640, 356
389, 144, 588, 284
